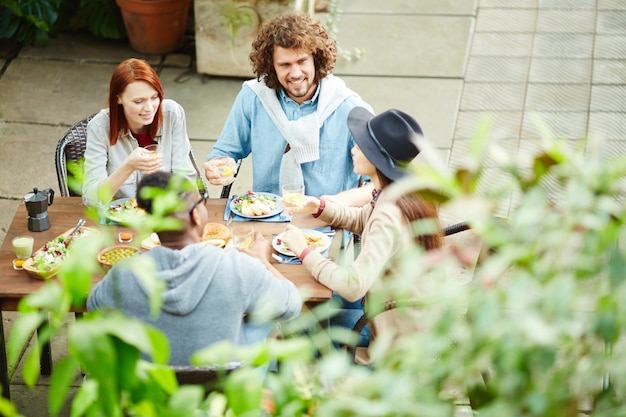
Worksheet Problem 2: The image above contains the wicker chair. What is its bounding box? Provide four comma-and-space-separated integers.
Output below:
55, 114, 210, 197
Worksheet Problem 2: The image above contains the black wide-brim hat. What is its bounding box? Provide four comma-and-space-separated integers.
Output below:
348, 107, 422, 181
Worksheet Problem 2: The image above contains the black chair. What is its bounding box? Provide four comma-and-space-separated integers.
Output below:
171, 362, 243, 394
55, 114, 211, 197
219, 159, 243, 199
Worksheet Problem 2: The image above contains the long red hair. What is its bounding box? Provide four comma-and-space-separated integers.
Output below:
107, 58, 164, 145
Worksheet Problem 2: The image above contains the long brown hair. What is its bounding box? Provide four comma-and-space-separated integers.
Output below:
249, 13, 337, 90
378, 170, 444, 250
108, 58, 164, 145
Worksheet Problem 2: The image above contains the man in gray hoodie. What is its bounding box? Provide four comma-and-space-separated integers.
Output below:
87, 171, 302, 365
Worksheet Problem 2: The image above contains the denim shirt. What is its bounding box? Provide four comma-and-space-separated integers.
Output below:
207, 79, 372, 197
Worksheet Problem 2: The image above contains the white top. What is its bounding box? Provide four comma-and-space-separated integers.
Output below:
82, 99, 197, 207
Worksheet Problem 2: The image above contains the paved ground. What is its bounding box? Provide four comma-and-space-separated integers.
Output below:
0, 0, 624, 415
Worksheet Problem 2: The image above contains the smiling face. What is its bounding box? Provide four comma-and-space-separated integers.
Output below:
273, 46, 317, 104
117, 81, 160, 133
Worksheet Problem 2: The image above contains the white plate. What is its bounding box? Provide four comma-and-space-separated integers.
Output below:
272, 229, 331, 257
105, 197, 145, 224
230, 192, 283, 219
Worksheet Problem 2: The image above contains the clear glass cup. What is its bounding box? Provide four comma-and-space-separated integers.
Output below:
282, 183, 305, 214
12, 235, 34, 259
12, 235, 34, 270
144, 144, 163, 158
231, 224, 254, 249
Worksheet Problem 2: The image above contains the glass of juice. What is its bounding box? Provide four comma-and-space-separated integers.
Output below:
281, 183, 305, 214
231, 225, 254, 249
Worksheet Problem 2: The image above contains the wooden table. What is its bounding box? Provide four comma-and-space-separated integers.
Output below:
0, 197, 334, 398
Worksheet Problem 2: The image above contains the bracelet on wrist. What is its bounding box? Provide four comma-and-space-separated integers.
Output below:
312, 198, 326, 218
299, 247, 313, 262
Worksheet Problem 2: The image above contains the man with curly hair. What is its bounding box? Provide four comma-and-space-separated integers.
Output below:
204, 13, 374, 206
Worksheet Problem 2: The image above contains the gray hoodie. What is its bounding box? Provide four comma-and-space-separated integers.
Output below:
87, 243, 302, 364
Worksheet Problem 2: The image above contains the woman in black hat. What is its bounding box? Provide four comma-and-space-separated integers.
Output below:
280, 107, 444, 362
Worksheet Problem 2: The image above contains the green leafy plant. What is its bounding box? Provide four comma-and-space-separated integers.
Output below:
4, 118, 626, 416
0, 0, 62, 45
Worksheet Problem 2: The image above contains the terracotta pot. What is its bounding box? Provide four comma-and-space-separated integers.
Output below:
116, 0, 192, 55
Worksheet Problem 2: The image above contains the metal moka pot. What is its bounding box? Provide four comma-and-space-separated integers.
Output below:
24, 187, 54, 232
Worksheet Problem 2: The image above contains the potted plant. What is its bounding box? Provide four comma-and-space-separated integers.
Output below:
116, 0, 192, 55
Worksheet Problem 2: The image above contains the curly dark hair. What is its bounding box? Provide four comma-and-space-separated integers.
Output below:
249, 13, 337, 89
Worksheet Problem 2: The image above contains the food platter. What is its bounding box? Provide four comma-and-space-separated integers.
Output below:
105, 197, 146, 225
230, 192, 283, 219
21, 227, 98, 280
97, 245, 139, 269
272, 229, 331, 257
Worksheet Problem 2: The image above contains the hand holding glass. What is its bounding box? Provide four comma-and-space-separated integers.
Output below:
281, 183, 305, 214
231, 225, 254, 249
144, 144, 163, 171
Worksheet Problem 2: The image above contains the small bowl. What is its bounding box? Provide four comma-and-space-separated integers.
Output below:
97, 246, 139, 269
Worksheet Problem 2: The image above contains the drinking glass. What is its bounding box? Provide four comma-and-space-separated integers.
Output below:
282, 183, 305, 214
231, 224, 254, 249
12, 235, 34, 259
12, 235, 34, 270
144, 144, 163, 158
213, 158, 235, 185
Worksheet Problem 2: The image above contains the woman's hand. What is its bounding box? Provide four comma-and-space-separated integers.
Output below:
283, 196, 321, 215
203, 157, 238, 186
125, 147, 162, 173
279, 224, 309, 257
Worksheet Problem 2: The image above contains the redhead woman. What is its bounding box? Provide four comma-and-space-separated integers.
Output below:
83, 58, 197, 207
280, 108, 444, 362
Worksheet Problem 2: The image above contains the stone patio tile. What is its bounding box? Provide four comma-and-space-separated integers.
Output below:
344, 76, 463, 148
0, 121, 65, 198
339, 0, 477, 15
19, 33, 158, 65
0, 59, 113, 125
525, 84, 591, 112
590, 85, 626, 112
538, 0, 596, 8
598, 0, 626, 9
454, 111, 523, 140
460, 83, 527, 112
480, 0, 537, 7
0, 200, 20, 245
597, 11, 626, 34
466, 57, 530, 82
159, 68, 245, 141
593, 60, 626, 84
532, 33, 594, 58
475, 8, 537, 33
470, 33, 534, 57
529, 58, 592, 83
588, 112, 626, 141
333, 14, 472, 78
522, 111, 589, 140
450, 137, 520, 169
594, 35, 626, 59
536, 9, 596, 33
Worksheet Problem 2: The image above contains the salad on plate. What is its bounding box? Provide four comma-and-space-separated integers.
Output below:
231, 191, 282, 218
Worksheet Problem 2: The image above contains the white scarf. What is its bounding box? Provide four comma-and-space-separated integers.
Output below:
244, 74, 358, 189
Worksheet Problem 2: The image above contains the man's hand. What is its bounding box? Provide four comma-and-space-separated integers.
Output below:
240, 232, 271, 261
203, 157, 238, 186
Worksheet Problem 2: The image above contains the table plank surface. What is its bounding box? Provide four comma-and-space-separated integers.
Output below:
0, 197, 333, 310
